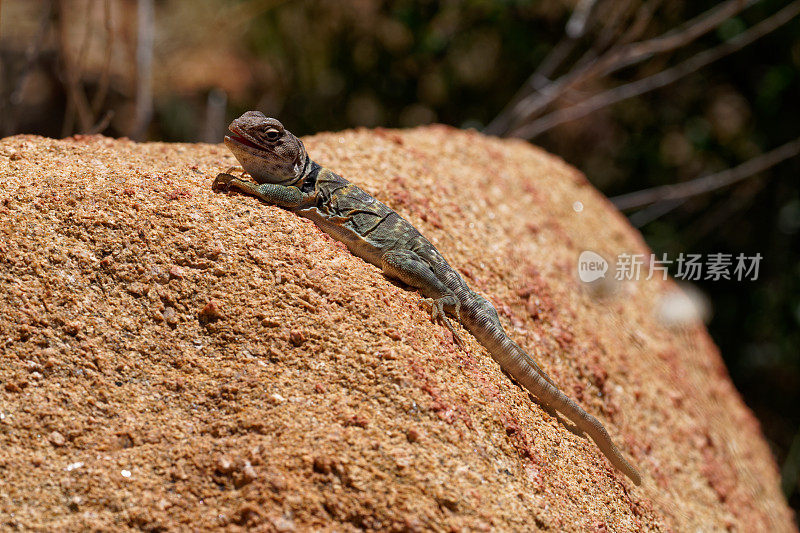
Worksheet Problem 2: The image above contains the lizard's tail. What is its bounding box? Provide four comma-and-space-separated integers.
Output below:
459, 291, 642, 486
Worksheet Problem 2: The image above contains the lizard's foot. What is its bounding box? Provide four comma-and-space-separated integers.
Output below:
426, 297, 445, 322
441, 315, 466, 348
426, 297, 465, 348
430, 294, 460, 322
214, 166, 251, 191
213, 173, 259, 196
213, 172, 238, 190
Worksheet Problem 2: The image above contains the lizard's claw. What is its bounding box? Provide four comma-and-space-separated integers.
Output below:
213, 172, 237, 190
441, 315, 465, 348
425, 298, 442, 322
425, 297, 465, 348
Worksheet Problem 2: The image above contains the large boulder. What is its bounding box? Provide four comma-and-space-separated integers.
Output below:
0, 128, 794, 531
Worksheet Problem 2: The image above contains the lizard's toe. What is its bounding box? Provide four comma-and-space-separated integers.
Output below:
425, 298, 447, 323
426, 298, 438, 321
213, 172, 236, 190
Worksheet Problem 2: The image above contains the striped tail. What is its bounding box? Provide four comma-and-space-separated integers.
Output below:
459, 291, 642, 485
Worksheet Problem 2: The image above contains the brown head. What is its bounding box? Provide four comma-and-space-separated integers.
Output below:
223, 111, 310, 185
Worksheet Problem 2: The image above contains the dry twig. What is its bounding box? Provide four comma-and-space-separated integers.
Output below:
612, 136, 800, 210
91, 0, 114, 119
58, 0, 95, 135
487, 0, 761, 137
509, 1, 800, 139
132, 0, 154, 139
2, 1, 54, 136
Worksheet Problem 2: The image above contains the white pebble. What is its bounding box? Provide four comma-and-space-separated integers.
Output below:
270, 393, 286, 404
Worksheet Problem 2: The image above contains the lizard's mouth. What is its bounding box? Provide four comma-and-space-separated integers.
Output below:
225, 128, 263, 151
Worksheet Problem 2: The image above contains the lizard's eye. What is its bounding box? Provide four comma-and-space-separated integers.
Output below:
265, 128, 280, 141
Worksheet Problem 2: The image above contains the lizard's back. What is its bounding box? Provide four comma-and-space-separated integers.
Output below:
299, 167, 457, 279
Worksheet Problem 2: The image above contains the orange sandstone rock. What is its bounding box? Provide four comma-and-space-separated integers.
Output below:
0, 128, 794, 531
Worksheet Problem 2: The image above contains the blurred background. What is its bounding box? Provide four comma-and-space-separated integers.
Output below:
1, 0, 799, 514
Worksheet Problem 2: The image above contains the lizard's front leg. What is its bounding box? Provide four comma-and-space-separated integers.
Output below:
213, 173, 314, 209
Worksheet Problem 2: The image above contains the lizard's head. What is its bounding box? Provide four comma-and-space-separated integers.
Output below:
224, 111, 309, 185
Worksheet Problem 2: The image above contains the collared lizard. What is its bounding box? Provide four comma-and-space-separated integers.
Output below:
213, 111, 642, 485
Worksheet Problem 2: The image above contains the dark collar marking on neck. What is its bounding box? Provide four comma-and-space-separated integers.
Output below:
300, 161, 321, 194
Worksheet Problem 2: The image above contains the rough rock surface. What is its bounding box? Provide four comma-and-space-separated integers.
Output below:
0, 127, 794, 531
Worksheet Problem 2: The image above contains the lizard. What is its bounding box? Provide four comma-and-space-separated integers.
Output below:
212, 111, 642, 486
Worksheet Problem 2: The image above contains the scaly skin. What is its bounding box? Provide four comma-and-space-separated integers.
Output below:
214, 111, 642, 485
